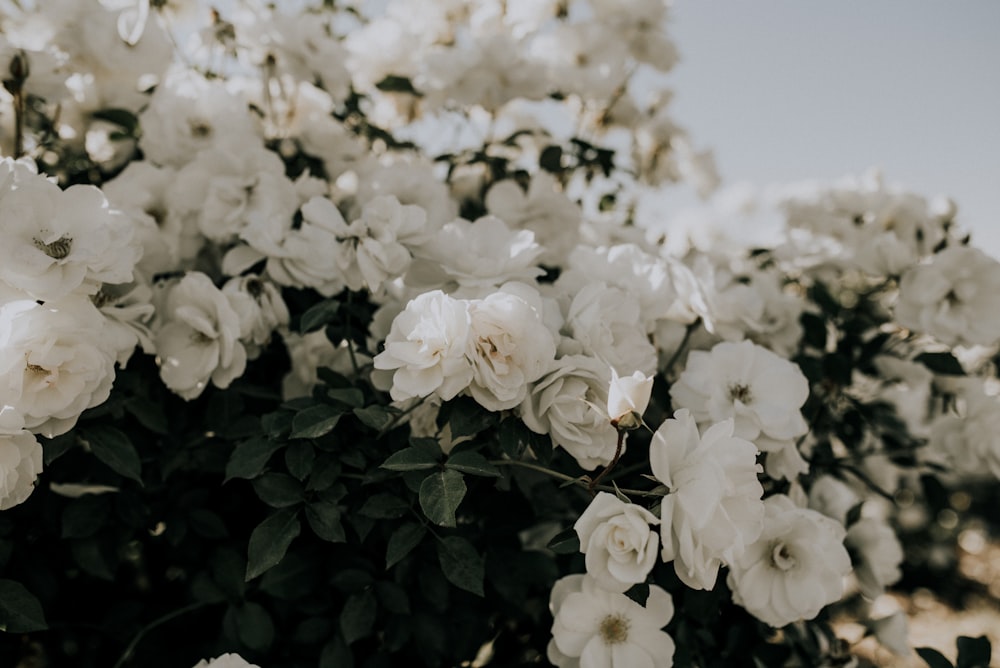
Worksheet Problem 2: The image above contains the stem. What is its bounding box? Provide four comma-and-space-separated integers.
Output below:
490, 458, 664, 500
112, 601, 213, 668
377, 395, 427, 438
12, 89, 25, 158
839, 464, 896, 504
588, 429, 625, 494
663, 321, 699, 378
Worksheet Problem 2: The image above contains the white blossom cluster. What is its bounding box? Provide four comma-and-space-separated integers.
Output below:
3, 0, 998, 663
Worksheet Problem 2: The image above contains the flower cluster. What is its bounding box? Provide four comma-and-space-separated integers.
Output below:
0, 1, 996, 667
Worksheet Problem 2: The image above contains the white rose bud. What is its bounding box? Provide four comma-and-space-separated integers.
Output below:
607, 368, 653, 430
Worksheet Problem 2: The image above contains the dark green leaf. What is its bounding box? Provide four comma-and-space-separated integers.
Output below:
326, 387, 365, 408
439, 396, 498, 439
261, 411, 293, 438
498, 418, 529, 458
917, 647, 954, 668
61, 495, 111, 539
246, 508, 301, 581
546, 528, 581, 554
225, 436, 284, 482
375, 581, 410, 614
359, 493, 409, 519
306, 455, 342, 491
236, 602, 275, 652
260, 552, 317, 601
340, 590, 377, 645
539, 145, 563, 173
354, 405, 399, 431
957, 636, 991, 668
419, 470, 466, 527
375, 74, 418, 95
445, 450, 500, 477
91, 107, 139, 133
916, 351, 965, 376
437, 536, 484, 596
70, 538, 116, 580
85, 425, 142, 484
800, 312, 828, 349
125, 396, 168, 434
41, 432, 75, 466
305, 500, 346, 542
331, 569, 374, 593
386, 523, 426, 569
0, 579, 48, 632
300, 300, 340, 333
285, 441, 316, 481
320, 635, 354, 668
252, 473, 304, 508
290, 405, 343, 439
381, 446, 440, 472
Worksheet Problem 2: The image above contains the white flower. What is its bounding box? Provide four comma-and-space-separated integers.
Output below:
607, 369, 653, 431
575, 492, 660, 592
0, 430, 43, 511
372, 290, 473, 402
0, 297, 119, 438
354, 161, 457, 229
0, 173, 140, 301
485, 173, 581, 268
408, 216, 544, 293
896, 245, 1000, 347
727, 494, 851, 628
465, 283, 557, 411
650, 410, 765, 590
670, 340, 809, 451
192, 654, 259, 668
154, 273, 247, 401
520, 355, 619, 470
846, 517, 903, 599
548, 574, 675, 668
927, 383, 1000, 479
222, 275, 290, 361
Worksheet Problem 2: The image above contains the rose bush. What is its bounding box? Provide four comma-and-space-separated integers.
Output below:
0, 1, 996, 667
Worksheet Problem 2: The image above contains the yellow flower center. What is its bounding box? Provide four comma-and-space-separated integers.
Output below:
599, 613, 630, 645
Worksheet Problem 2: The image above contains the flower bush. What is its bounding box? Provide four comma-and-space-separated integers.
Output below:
0, 1, 997, 667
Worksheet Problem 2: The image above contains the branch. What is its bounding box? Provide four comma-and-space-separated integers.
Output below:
490, 458, 664, 499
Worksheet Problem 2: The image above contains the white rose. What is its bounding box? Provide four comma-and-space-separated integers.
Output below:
575, 492, 660, 592
154, 273, 247, 401
727, 494, 852, 628
548, 574, 675, 668
670, 339, 809, 451
372, 290, 473, 402
0, 296, 119, 437
222, 275, 290, 361
896, 245, 1000, 347
846, 517, 903, 600
650, 410, 765, 590
520, 354, 618, 470
0, 430, 43, 511
465, 283, 557, 411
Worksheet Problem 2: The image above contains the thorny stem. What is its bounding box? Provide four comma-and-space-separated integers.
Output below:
489, 458, 665, 500
588, 429, 626, 494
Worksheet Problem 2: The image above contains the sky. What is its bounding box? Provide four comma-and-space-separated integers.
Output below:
663, 1, 1000, 257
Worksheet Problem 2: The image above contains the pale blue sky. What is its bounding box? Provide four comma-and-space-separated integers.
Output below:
665, 1, 1000, 256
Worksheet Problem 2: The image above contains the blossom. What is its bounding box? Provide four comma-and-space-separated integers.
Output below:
548, 574, 675, 668
0, 172, 140, 301
650, 410, 765, 590
575, 492, 660, 592
846, 517, 903, 599
0, 296, 120, 438
372, 290, 473, 402
927, 382, 1000, 478
670, 339, 809, 451
727, 494, 851, 628
465, 283, 557, 411
520, 355, 619, 470
607, 369, 654, 430
222, 275, 290, 361
154, 273, 247, 401
895, 245, 1000, 347
192, 654, 259, 668
0, 430, 43, 511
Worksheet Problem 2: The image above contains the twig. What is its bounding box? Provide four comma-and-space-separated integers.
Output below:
490, 458, 664, 499
588, 429, 625, 494
112, 601, 214, 668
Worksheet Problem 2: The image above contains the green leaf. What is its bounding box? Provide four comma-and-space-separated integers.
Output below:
85, 425, 142, 484
539, 145, 563, 173
445, 450, 500, 477
235, 601, 275, 652
306, 455, 342, 492
957, 636, 992, 668
917, 647, 954, 668
125, 396, 168, 434
285, 441, 315, 481
71, 538, 116, 580
305, 500, 346, 543
261, 411, 293, 438
381, 446, 440, 472
498, 418, 531, 459
0, 579, 48, 632
61, 495, 111, 539
91, 107, 139, 133
290, 405, 343, 439
326, 387, 365, 408
246, 508, 301, 581
439, 395, 498, 439
375, 74, 419, 95
419, 470, 466, 528
437, 536, 484, 596
359, 493, 409, 519
225, 436, 284, 482
353, 405, 399, 431
386, 523, 426, 569
916, 351, 965, 376
300, 299, 340, 333
252, 473, 304, 508
320, 635, 354, 668
546, 528, 581, 555
340, 590, 377, 645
